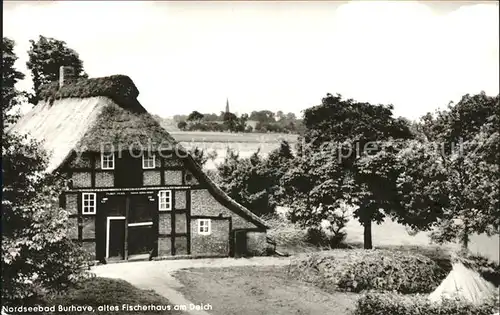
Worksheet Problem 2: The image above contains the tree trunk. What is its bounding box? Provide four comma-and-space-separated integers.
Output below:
363, 219, 373, 249
461, 231, 469, 250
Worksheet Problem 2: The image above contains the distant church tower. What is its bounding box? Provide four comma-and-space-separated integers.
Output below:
225, 98, 230, 113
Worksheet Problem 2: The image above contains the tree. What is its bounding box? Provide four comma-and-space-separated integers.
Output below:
27, 35, 87, 97
2, 37, 26, 124
215, 142, 295, 217
283, 93, 413, 249
187, 111, 204, 122
397, 93, 499, 249
249, 110, 276, 123
188, 146, 217, 168
223, 112, 238, 132
2, 131, 88, 304
177, 121, 188, 131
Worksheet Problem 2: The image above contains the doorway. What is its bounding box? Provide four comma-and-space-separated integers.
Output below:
106, 216, 125, 259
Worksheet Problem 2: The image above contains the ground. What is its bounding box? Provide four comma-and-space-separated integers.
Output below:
91, 256, 292, 315
173, 265, 358, 315
45, 277, 186, 315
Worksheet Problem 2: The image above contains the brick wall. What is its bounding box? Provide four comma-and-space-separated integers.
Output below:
190, 219, 230, 256
143, 170, 161, 186
95, 172, 114, 187
174, 190, 187, 209
174, 236, 188, 255
191, 189, 257, 229
68, 217, 78, 240
82, 217, 95, 239
164, 170, 183, 185
68, 154, 92, 168
159, 213, 171, 234
158, 237, 171, 256
175, 213, 187, 233
72, 172, 91, 188
185, 170, 199, 185
66, 194, 78, 215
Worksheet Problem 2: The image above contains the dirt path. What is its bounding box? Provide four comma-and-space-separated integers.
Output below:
91, 257, 292, 315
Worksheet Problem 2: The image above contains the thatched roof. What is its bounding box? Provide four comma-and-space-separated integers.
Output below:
10, 75, 268, 229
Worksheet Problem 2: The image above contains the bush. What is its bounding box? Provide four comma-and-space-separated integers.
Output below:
265, 215, 307, 248
288, 249, 446, 294
354, 292, 499, 315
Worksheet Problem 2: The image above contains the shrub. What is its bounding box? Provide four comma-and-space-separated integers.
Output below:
288, 249, 446, 293
354, 292, 499, 315
265, 215, 308, 250
2, 133, 89, 305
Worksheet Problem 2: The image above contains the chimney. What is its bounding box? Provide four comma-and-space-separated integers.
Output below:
59, 66, 75, 88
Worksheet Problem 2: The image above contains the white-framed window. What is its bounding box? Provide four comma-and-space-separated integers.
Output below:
82, 193, 97, 215
101, 152, 115, 170
142, 154, 156, 169
158, 190, 172, 211
197, 219, 211, 235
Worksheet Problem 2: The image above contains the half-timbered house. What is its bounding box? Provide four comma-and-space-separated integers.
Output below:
10, 66, 269, 263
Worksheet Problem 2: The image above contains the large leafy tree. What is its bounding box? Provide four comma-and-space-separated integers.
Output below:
283, 93, 413, 249
27, 35, 87, 97
397, 92, 499, 248
187, 111, 204, 122
2, 89, 88, 303
216, 141, 295, 216
2, 131, 89, 303
2, 37, 26, 124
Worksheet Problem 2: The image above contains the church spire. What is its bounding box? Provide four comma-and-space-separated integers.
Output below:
225, 98, 230, 113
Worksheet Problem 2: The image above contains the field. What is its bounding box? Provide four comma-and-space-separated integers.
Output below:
174, 131, 297, 169
171, 131, 299, 143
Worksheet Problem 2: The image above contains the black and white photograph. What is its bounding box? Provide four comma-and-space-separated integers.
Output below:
2, 1, 499, 314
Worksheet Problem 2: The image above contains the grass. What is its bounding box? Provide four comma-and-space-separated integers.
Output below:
173, 265, 358, 315
44, 277, 186, 315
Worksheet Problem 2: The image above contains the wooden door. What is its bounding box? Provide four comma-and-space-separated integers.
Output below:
127, 195, 155, 257
107, 217, 125, 259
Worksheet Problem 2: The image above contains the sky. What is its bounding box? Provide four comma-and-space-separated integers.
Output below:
3, 1, 499, 120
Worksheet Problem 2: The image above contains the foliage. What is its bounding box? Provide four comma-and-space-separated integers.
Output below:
2, 37, 26, 124
2, 131, 89, 304
263, 214, 308, 250
397, 92, 499, 248
187, 146, 217, 168
284, 93, 413, 249
249, 110, 276, 123
303, 227, 348, 249
27, 35, 87, 98
288, 250, 446, 294
354, 292, 499, 315
187, 121, 227, 132
177, 121, 187, 131
187, 110, 204, 122
215, 141, 295, 216
43, 277, 182, 315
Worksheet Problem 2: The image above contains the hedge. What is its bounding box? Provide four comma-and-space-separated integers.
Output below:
288, 249, 446, 293
354, 292, 499, 315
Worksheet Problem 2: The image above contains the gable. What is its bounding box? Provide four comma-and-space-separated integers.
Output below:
191, 189, 258, 229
